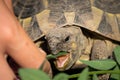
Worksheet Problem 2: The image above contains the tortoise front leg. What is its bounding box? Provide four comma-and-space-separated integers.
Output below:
91, 39, 114, 60
91, 39, 114, 80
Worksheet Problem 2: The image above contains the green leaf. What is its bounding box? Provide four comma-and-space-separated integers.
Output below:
77, 68, 89, 80
19, 68, 50, 80
80, 59, 116, 70
110, 65, 120, 80
92, 74, 99, 80
55, 51, 68, 57
46, 54, 56, 60
114, 46, 120, 66
47, 51, 67, 60
53, 73, 69, 80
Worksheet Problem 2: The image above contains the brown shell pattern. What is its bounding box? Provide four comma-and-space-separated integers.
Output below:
12, 0, 120, 41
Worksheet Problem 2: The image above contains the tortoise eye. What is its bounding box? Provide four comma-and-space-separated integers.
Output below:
65, 36, 70, 42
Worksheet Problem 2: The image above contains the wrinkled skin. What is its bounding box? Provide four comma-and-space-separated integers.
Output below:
46, 25, 87, 71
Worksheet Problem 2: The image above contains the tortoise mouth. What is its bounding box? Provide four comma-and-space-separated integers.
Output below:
54, 52, 71, 71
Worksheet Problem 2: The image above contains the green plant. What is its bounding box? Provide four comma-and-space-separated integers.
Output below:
18, 46, 120, 80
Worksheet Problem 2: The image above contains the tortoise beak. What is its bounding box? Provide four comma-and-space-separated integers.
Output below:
54, 52, 71, 71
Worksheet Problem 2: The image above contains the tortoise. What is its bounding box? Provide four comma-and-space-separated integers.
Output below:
12, 0, 120, 74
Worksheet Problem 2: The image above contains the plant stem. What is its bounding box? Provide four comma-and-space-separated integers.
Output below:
89, 70, 120, 75
68, 70, 120, 79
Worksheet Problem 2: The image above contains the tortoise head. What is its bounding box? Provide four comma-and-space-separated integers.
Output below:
46, 25, 86, 71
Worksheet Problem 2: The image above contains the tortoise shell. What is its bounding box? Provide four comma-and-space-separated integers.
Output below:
12, 0, 120, 42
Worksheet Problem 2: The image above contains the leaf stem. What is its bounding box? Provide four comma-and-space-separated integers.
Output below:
89, 70, 120, 75
68, 70, 120, 79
